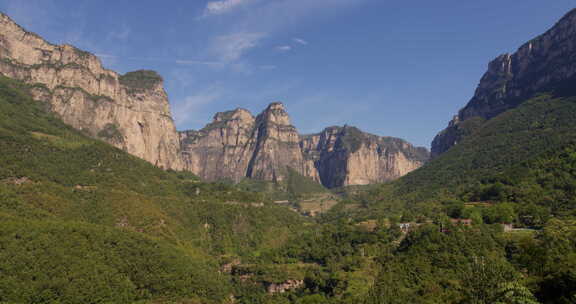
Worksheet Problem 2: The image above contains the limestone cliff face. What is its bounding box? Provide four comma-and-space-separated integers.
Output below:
180, 103, 308, 183
0, 13, 183, 170
180, 108, 257, 182
247, 103, 307, 181
432, 8, 576, 157
181, 105, 429, 188
301, 126, 429, 188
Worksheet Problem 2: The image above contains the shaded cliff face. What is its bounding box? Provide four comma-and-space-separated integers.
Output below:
180, 103, 308, 183
181, 104, 429, 188
432, 9, 576, 157
0, 13, 183, 170
180, 108, 257, 182
247, 103, 307, 181
301, 126, 429, 188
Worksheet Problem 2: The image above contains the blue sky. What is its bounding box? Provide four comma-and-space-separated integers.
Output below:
1, 0, 575, 148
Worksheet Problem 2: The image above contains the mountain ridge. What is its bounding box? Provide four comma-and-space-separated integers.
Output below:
432, 8, 576, 157
180, 103, 429, 188
0, 12, 185, 170
0, 11, 426, 188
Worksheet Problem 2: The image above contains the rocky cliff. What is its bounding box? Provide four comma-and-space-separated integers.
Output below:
0, 13, 184, 170
180, 103, 310, 183
432, 8, 576, 157
180, 104, 429, 188
301, 126, 429, 188
0, 12, 427, 187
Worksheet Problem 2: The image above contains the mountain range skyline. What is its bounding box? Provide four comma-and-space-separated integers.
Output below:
0, 0, 574, 148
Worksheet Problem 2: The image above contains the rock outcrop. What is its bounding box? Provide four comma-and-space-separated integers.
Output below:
247, 103, 308, 182
0, 13, 184, 170
180, 108, 257, 182
180, 103, 310, 183
266, 280, 304, 294
432, 8, 576, 157
180, 104, 429, 188
0, 12, 428, 187
301, 126, 429, 188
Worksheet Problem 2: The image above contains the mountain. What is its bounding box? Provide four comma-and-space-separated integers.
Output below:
0, 13, 183, 170
0, 74, 308, 303
301, 125, 429, 188
180, 103, 429, 188
432, 8, 576, 157
180, 103, 308, 183
0, 12, 426, 188
1, 8, 576, 304
337, 8, 576, 219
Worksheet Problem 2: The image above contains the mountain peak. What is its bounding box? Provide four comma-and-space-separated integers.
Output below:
213, 108, 254, 123
432, 8, 576, 157
0, 11, 184, 170
266, 101, 285, 110
259, 101, 291, 126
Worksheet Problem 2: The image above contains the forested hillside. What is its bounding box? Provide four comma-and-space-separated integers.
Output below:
1, 5, 576, 303
0, 76, 309, 303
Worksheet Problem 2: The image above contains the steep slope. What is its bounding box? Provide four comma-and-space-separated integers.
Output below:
340, 9, 576, 218
432, 8, 576, 157
247, 102, 308, 182
180, 103, 428, 188
0, 12, 183, 170
336, 95, 576, 219
301, 126, 429, 188
0, 75, 308, 302
180, 103, 308, 183
180, 108, 257, 182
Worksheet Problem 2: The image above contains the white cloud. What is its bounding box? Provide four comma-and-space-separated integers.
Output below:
204, 0, 248, 16
211, 32, 266, 62
202, 0, 364, 62
173, 89, 222, 126
293, 38, 308, 45
275, 45, 292, 52
106, 24, 131, 41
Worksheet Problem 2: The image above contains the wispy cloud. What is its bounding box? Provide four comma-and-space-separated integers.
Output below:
293, 38, 308, 45
275, 45, 292, 52
211, 32, 266, 62
200, 0, 363, 65
106, 23, 131, 41
173, 88, 222, 126
203, 0, 249, 16
94, 54, 225, 67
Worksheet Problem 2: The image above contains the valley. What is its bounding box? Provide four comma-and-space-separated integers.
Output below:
0, 5, 575, 304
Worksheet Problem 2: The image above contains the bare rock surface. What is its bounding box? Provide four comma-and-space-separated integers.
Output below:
0, 13, 184, 170
181, 104, 429, 188
432, 9, 576, 157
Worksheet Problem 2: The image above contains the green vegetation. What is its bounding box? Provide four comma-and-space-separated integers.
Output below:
337, 126, 365, 153
308, 91, 576, 303
1, 52, 576, 303
0, 76, 308, 303
0, 219, 227, 303
237, 168, 328, 202
119, 70, 163, 91
97, 122, 123, 142
333, 93, 576, 222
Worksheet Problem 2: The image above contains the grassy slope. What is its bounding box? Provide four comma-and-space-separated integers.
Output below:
0, 76, 307, 303
339, 93, 576, 219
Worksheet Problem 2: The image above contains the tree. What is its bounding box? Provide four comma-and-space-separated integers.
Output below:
493, 282, 540, 304
461, 256, 519, 304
